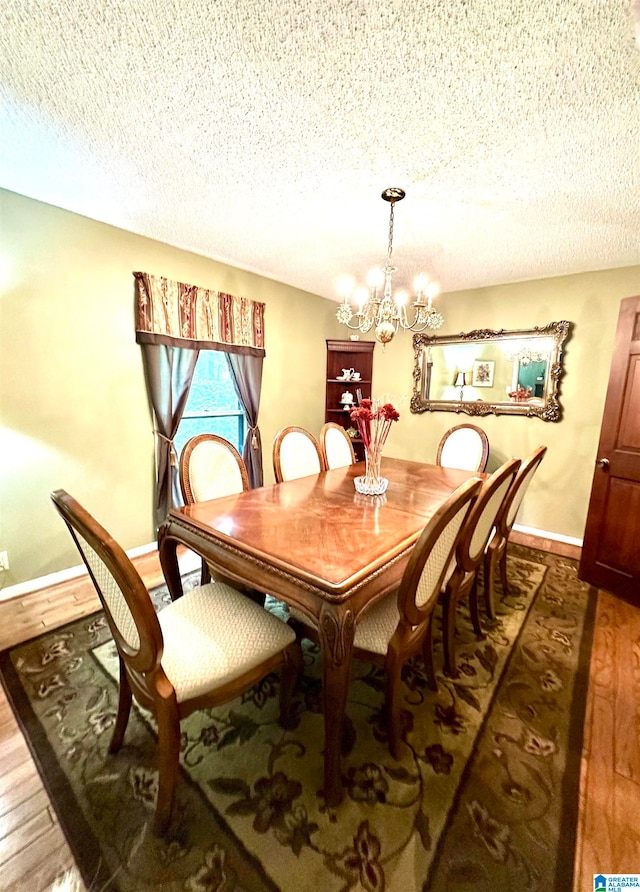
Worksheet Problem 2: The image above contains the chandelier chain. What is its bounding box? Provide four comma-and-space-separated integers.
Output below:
387, 200, 395, 262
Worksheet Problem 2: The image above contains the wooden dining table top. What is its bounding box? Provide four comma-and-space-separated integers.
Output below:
169, 457, 485, 600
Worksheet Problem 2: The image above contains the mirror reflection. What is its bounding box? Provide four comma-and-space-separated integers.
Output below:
411, 322, 571, 421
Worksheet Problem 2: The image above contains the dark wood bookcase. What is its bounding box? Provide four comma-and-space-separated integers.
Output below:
325, 339, 375, 462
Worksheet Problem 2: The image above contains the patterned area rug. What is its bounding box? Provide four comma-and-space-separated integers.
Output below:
0, 546, 595, 892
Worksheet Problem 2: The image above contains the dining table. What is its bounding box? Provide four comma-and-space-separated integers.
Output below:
157, 456, 485, 807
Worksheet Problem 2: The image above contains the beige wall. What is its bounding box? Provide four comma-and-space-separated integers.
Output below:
2, 188, 639, 586
0, 190, 337, 585
345, 267, 639, 540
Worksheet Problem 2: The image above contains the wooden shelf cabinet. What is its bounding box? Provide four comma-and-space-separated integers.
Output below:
325, 339, 375, 462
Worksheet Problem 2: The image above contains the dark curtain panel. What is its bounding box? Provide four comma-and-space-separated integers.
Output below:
135, 271, 266, 518
141, 343, 199, 529
227, 352, 264, 488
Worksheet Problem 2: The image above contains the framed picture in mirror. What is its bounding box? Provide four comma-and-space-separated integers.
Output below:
471, 360, 495, 387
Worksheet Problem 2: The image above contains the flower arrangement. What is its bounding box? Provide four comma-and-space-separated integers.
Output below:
349, 398, 400, 495
508, 385, 533, 402
350, 399, 400, 450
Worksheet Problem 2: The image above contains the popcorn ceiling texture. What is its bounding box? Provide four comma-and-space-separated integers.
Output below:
1, 0, 639, 298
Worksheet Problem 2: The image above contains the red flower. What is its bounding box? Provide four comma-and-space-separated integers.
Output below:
380, 403, 400, 422
350, 406, 373, 422
349, 398, 399, 450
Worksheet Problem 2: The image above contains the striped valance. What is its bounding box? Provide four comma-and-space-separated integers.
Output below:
134, 271, 265, 356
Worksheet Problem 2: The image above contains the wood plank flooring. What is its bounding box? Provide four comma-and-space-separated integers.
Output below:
0, 540, 638, 891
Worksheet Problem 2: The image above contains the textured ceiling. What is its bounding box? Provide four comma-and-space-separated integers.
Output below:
1, 1, 639, 302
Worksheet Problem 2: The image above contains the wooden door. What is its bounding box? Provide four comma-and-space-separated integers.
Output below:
579, 295, 640, 603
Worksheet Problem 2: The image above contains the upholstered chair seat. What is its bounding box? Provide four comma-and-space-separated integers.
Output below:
157, 583, 297, 701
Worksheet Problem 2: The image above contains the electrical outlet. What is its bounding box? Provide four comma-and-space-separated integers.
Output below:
0, 551, 8, 571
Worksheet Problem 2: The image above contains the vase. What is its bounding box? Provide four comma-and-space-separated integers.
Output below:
354, 443, 389, 495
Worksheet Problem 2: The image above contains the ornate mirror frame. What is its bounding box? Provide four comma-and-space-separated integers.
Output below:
410, 321, 572, 421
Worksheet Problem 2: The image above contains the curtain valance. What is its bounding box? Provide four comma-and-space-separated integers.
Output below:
134, 271, 265, 357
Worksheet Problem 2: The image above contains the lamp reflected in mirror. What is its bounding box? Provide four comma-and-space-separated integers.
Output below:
454, 371, 467, 400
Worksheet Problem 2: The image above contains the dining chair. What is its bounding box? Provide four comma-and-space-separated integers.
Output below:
483, 445, 548, 620
51, 489, 303, 835
179, 433, 249, 505
273, 426, 324, 482
289, 476, 482, 759
319, 422, 356, 470
179, 433, 250, 585
436, 423, 490, 472
439, 458, 521, 677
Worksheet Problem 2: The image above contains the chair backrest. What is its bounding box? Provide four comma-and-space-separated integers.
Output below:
397, 476, 483, 626
180, 434, 249, 505
454, 459, 521, 573
50, 490, 162, 675
273, 426, 324, 482
320, 422, 356, 470
436, 423, 490, 472
496, 445, 548, 536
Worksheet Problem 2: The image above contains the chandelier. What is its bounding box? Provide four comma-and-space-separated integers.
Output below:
335, 187, 443, 345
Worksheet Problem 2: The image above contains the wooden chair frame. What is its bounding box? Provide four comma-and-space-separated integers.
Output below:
51, 489, 302, 834
440, 458, 521, 677
273, 425, 324, 483
353, 476, 482, 757
483, 446, 547, 619
179, 433, 250, 585
436, 423, 490, 472
290, 476, 482, 760
319, 422, 356, 470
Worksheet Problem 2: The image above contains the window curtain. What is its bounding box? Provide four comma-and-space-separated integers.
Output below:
140, 344, 199, 529
134, 272, 266, 528
227, 353, 264, 488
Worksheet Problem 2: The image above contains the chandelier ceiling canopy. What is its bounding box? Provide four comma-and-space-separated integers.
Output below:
336, 188, 444, 346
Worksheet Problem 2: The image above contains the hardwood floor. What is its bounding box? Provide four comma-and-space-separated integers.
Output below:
0, 541, 638, 891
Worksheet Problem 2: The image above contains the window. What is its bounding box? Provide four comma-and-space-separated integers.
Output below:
175, 351, 246, 461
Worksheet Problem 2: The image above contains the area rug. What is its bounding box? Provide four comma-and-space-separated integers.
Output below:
0, 546, 596, 892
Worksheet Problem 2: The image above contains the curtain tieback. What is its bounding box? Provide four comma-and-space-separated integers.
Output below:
153, 430, 178, 466
248, 425, 259, 449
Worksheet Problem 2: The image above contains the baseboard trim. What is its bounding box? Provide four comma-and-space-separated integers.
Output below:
0, 541, 158, 603
513, 524, 583, 548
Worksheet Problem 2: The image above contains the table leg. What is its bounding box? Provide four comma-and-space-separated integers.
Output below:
318, 605, 355, 807
157, 522, 183, 600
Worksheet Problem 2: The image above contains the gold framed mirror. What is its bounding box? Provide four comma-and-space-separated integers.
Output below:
410, 321, 571, 421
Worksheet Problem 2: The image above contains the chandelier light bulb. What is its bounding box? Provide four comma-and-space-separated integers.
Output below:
338, 276, 355, 300
414, 273, 428, 295
367, 268, 384, 289
354, 286, 369, 311
426, 281, 440, 301
335, 187, 444, 342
